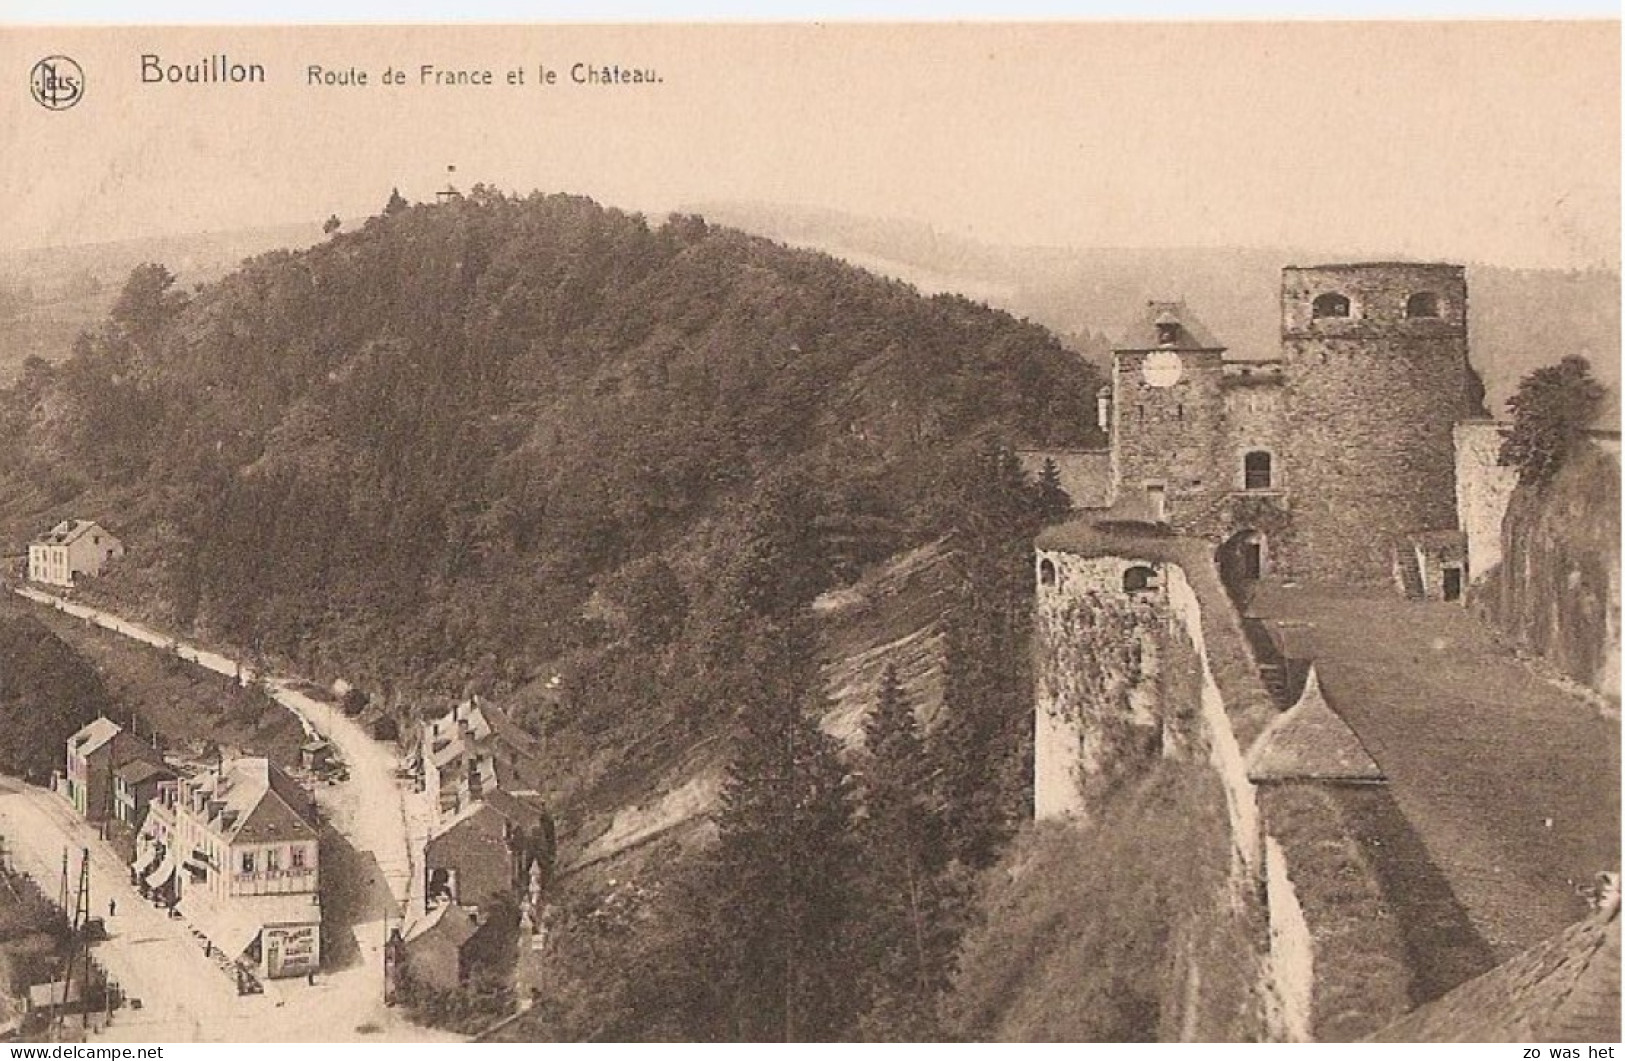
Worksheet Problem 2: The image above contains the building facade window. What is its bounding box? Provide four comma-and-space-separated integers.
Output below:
1405, 291, 1441, 318
291, 847, 307, 870
241, 851, 256, 875
1244, 450, 1273, 490
1311, 292, 1351, 319
266, 848, 280, 873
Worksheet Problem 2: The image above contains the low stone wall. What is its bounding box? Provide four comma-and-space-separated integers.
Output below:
1017, 449, 1114, 509
1263, 835, 1313, 1042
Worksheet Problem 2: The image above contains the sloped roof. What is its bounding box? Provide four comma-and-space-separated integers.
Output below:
428, 786, 548, 847
70, 717, 123, 758
425, 697, 546, 793
178, 891, 319, 962
108, 730, 165, 771
1116, 300, 1226, 353
114, 759, 173, 787
1370, 897, 1620, 1042
32, 519, 115, 547
187, 757, 318, 844
428, 797, 495, 843
483, 787, 549, 831
405, 902, 480, 949
1247, 667, 1386, 783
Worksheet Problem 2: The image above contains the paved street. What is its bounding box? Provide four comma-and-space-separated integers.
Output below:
8, 587, 449, 1042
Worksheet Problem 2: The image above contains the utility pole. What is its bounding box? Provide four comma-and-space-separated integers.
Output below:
56, 848, 90, 1034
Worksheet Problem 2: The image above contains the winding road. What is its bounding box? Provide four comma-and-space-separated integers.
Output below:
8, 586, 445, 1042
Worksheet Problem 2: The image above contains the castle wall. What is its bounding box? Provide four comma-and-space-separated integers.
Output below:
1033, 551, 1181, 819
1279, 265, 1471, 583
1264, 835, 1314, 1042
1164, 563, 1262, 873
1223, 381, 1288, 491
1479, 442, 1622, 703
1031, 537, 1410, 1040
1453, 421, 1520, 583
1016, 449, 1114, 509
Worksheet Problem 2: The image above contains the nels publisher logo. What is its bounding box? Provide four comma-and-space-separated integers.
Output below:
30, 55, 84, 110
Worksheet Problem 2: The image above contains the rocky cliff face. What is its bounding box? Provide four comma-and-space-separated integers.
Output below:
1479, 442, 1621, 704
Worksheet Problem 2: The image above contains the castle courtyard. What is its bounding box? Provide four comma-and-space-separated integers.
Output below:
1247, 582, 1620, 973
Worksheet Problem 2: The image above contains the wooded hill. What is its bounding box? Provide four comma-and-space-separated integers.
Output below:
0, 188, 1099, 790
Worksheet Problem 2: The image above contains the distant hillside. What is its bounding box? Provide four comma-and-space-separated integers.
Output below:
0, 222, 324, 384
689, 202, 1620, 424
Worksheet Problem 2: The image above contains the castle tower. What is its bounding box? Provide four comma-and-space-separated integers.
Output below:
1279, 263, 1471, 583
1110, 301, 1229, 524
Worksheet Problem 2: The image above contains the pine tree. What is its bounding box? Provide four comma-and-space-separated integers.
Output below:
930, 607, 1008, 868
1037, 456, 1072, 518
854, 665, 962, 1040
696, 617, 863, 1041
383, 187, 409, 216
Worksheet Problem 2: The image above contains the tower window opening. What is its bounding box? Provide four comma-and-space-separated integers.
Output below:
1123, 565, 1160, 594
1136, 404, 1145, 421
1244, 450, 1273, 490
1156, 321, 1180, 346
1176, 403, 1184, 420
1311, 292, 1351, 319
1038, 558, 1057, 587
1405, 291, 1441, 318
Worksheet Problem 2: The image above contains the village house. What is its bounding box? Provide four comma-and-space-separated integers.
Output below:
133, 756, 323, 980
113, 758, 176, 829
62, 717, 165, 822
418, 697, 546, 822
27, 519, 123, 588
398, 902, 482, 993
425, 786, 555, 912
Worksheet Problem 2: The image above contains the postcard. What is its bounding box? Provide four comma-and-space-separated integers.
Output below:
0, 20, 1617, 1046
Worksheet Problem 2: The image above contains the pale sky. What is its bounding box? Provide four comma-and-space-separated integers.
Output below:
3, 22, 1618, 268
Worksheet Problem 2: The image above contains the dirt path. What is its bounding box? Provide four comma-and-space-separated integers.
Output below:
1251, 585, 1621, 965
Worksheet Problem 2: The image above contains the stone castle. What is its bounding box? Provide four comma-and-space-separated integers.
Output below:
1026, 261, 1492, 600
1024, 261, 1621, 1040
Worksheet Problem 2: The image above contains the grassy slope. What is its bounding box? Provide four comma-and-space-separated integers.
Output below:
21, 601, 305, 773
943, 763, 1265, 1042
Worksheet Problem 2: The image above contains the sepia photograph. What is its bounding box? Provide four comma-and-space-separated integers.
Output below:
0, 16, 1618, 1045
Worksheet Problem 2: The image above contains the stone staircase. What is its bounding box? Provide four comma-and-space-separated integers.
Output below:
1242, 616, 1299, 708
1392, 543, 1425, 600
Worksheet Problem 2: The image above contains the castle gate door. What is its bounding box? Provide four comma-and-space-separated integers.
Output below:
1218, 529, 1266, 591
1442, 566, 1463, 602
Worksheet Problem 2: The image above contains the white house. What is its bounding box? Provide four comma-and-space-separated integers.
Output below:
134, 757, 323, 980
27, 520, 124, 587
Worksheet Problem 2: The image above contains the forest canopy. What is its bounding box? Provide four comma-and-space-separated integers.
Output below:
0, 190, 1102, 701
